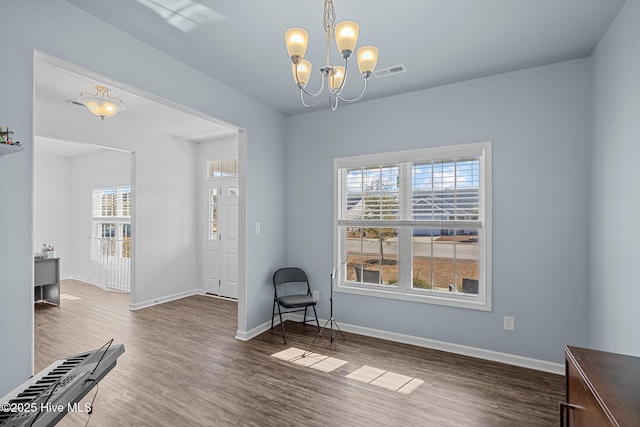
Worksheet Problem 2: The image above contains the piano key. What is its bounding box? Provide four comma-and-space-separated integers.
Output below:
0, 344, 124, 427
0, 359, 62, 406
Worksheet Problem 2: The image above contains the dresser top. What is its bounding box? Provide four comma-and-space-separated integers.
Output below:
566, 345, 640, 425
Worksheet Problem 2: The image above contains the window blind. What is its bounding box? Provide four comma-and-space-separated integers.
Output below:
338, 157, 481, 229
92, 186, 132, 218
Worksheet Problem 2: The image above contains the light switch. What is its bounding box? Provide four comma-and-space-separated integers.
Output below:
255, 222, 261, 234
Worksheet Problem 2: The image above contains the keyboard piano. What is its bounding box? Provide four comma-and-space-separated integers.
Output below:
0, 344, 124, 427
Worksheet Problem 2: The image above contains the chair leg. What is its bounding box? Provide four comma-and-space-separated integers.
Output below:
271, 299, 276, 330
303, 307, 308, 327
276, 304, 286, 344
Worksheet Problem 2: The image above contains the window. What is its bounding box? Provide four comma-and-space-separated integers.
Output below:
207, 158, 238, 178
91, 185, 132, 260
209, 188, 218, 240
206, 158, 239, 241
335, 142, 492, 310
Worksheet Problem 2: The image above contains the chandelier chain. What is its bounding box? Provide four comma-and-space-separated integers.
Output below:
323, 0, 336, 38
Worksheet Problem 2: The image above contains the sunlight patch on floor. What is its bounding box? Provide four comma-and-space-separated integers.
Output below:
347, 365, 424, 393
345, 365, 386, 382
310, 356, 350, 373
271, 347, 422, 394
271, 347, 347, 372
60, 294, 81, 301
397, 378, 425, 395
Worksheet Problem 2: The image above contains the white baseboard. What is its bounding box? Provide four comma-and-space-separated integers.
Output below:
236, 314, 287, 341
80, 278, 107, 291
64, 279, 203, 312
340, 321, 563, 375
129, 289, 201, 310
241, 313, 563, 375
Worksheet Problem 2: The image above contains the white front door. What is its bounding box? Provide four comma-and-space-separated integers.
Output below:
204, 177, 239, 298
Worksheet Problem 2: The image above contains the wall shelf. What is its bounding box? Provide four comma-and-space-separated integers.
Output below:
0, 144, 24, 156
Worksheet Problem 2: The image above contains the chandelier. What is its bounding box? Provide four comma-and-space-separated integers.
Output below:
78, 85, 126, 120
285, 0, 379, 111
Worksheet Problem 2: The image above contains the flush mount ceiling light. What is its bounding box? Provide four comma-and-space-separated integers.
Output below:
285, 0, 379, 111
77, 85, 126, 120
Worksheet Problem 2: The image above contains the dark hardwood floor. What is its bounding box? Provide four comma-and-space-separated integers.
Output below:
33, 280, 563, 426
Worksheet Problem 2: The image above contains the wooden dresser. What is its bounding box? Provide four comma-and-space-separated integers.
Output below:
563, 345, 640, 426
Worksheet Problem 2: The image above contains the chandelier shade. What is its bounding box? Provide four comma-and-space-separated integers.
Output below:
285, 28, 309, 63
284, 0, 379, 110
357, 46, 379, 77
330, 66, 345, 91
78, 85, 126, 120
334, 21, 359, 57
292, 60, 312, 87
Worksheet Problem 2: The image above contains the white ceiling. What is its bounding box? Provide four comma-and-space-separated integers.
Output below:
61, 0, 626, 116
35, 136, 107, 158
36, 56, 238, 139
35, 54, 238, 157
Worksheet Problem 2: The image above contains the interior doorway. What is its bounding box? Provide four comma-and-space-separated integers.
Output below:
33, 51, 245, 319
33, 137, 134, 295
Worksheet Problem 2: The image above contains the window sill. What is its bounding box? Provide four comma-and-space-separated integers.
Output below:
336, 281, 491, 311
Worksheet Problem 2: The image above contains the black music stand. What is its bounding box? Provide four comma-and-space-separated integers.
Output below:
313, 269, 345, 348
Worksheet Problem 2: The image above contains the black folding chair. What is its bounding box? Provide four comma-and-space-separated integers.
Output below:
271, 267, 320, 344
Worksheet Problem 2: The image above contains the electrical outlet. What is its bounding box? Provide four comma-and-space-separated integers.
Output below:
504, 316, 515, 331
255, 222, 261, 234
312, 290, 320, 302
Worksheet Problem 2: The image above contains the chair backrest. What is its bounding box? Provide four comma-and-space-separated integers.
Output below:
273, 267, 311, 297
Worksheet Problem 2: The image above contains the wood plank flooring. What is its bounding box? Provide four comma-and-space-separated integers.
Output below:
33, 280, 564, 426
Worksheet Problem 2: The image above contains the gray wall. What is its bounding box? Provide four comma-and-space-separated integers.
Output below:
0, 0, 286, 395
33, 150, 73, 277
589, 0, 640, 356
285, 59, 591, 364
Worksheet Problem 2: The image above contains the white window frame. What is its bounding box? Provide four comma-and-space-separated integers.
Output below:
333, 141, 492, 311
91, 185, 132, 261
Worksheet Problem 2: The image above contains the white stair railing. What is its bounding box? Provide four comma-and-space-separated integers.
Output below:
88, 237, 131, 292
